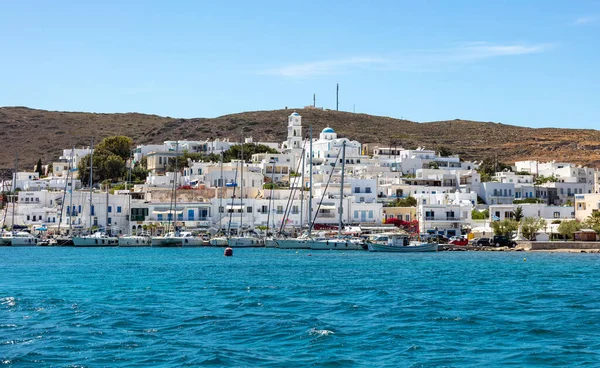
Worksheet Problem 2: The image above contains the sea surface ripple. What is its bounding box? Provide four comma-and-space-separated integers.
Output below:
1, 248, 600, 367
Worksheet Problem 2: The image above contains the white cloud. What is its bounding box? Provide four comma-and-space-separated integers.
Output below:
574, 16, 598, 25
264, 42, 553, 78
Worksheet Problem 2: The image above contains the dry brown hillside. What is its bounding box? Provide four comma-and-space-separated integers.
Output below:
1, 106, 600, 175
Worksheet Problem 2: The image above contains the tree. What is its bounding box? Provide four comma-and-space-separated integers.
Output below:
558, 220, 582, 240
96, 136, 133, 160
471, 209, 489, 220
491, 219, 518, 236
513, 206, 524, 222
437, 146, 453, 157
35, 158, 44, 177
387, 196, 417, 207
521, 217, 547, 240
584, 211, 600, 234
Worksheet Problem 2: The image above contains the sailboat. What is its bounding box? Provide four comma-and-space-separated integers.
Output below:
227, 140, 264, 247
119, 152, 152, 247
73, 138, 118, 247
152, 142, 184, 247
310, 141, 363, 250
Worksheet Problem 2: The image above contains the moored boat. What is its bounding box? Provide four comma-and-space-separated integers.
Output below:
6, 231, 38, 246
367, 234, 438, 252
119, 233, 152, 247
72, 232, 118, 247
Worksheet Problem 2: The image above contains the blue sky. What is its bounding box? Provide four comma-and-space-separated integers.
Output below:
1, 1, 599, 128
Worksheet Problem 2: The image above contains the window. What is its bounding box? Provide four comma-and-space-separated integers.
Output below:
27, 215, 30, 221
219, 206, 224, 213
108, 217, 112, 225
261, 205, 268, 213
368, 210, 374, 218
354, 210, 359, 218
117, 206, 122, 213
157, 214, 163, 221
91, 205, 95, 216
405, 214, 411, 221
354, 187, 360, 193
553, 212, 560, 218
33, 215, 36, 221
108, 206, 112, 213
247, 206, 253, 213
291, 206, 299, 214
188, 209, 195, 220
365, 187, 372, 193
276, 206, 283, 214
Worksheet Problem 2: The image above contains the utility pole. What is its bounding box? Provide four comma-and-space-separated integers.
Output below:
336, 83, 339, 111
313, 94, 316, 108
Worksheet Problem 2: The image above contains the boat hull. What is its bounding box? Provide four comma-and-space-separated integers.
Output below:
274, 238, 311, 249
119, 236, 152, 247
209, 237, 229, 247
227, 237, 264, 247
310, 239, 363, 250
151, 237, 182, 247
367, 242, 438, 252
10, 238, 38, 246
73, 237, 118, 247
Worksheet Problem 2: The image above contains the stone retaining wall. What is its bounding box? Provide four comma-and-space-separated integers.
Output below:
525, 241, 600, 250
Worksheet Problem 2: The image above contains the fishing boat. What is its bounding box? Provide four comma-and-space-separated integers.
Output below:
367, 233, 438, 252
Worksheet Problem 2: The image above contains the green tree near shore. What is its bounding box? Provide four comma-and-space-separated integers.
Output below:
558, 220, 582, 240
491, 219, 518, 236
521, 217, 547, 240
584, 211, 600, 234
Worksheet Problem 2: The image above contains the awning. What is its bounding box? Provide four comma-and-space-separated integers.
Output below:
226, 205, 244, 210
319, 205, 336, 210
153, 210, 184, 215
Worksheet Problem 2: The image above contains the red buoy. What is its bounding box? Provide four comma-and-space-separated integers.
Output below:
224, 247, 233, 257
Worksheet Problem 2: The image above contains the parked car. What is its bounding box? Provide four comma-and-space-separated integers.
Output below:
492, 235, 517, 248
475, 237, 491, 246
449, 237, 469, 246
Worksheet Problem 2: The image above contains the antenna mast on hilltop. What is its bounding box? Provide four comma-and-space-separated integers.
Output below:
336, 83, 339, 111
313, 93, 316, 108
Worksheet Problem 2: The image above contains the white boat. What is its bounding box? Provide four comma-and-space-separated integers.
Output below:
178, 232, 204, 247
0, 232, 13, 246
4, 231, 38, 246
367, 234, 438, 252
310, 237, 364, 250
118, 233, 152, 247
73, 232, 118, 247
209, 236, 229, 247
273, 237, 312, 249
227, 235, 264, 247
151, 232, 182, 247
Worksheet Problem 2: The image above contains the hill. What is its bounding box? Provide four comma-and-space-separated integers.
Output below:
1, 106, 599, 175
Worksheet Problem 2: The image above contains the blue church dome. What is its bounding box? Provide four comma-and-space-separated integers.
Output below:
291, 112, 300, 116
322, 127, 335, 133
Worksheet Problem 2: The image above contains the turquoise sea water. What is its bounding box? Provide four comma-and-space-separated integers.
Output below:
1, 248, 600, 367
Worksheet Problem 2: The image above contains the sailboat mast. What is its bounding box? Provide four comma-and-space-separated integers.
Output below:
11, 153, 17, 232
308, 126, 313, 236
239, 135, 244, 234
338, 141, 346, 238
69, 147, 74, 234
127, 149, 132, 235
300, 146, 305, 230
88, 138, 94, 234
266, 160, 275, 236
174, 142, 179, 234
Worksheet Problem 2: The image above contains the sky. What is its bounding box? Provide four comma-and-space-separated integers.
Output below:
1, 0, 599, 128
